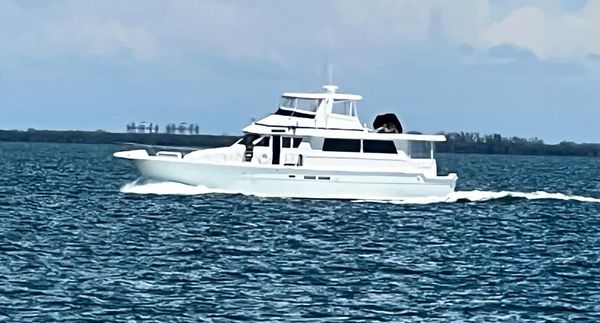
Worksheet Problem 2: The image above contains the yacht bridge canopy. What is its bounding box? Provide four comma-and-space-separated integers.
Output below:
282, 92, 362, 101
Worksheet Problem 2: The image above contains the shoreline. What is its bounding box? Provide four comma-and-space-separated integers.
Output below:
0, 129, 239, 148
1, 129, 598, 157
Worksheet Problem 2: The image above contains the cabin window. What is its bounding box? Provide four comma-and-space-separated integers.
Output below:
332, 100, 357, 116
363, 140, 397, 154
409, 141, 433, 159
279, 97, 321, 112
255, 136, 270, 147
239, 133, 259, 145
322, 138, 361, 152
274, 109, 316, 119
297, 98, 321, 111
281, 137, 303, 148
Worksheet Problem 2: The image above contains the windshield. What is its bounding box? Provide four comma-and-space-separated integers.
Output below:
280, 97, 321, 113
238, 133, 270, 146
332, 99, 357, 116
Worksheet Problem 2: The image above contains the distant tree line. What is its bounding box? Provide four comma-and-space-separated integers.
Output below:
0, 129, 598, 157
0, 129, 238, 148
436, 132, 600, 157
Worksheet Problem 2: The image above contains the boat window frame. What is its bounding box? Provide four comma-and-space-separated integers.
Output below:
275, 96, 321, 119
274, 108, 316, 119
322, 138, 361, 153
293, 137, 302, 148
281, 137, 303, 148
280, 96, 322, 112
331, 99, 357, 117
408, 140, 434, 159
255, 136, 270, 147
362, 139, 398, 154
238, 133, 259, 145
237, 133, 271, 147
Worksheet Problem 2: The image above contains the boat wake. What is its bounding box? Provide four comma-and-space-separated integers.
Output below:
120, 179, 228, 196
120, 179, 600, 204
355, 190, 600, 205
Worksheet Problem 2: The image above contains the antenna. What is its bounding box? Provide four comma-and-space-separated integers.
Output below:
321, 57, 335, 87
327, 62, 334, 85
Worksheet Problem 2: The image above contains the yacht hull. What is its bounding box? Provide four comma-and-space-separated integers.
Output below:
120, 154, 457, 200
114, 85, 460, 200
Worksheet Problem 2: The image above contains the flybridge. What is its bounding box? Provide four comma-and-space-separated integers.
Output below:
263, 84, 365, 130
244, 84, 448, 142
282, 84, 362, 101
277, 85, 361, 118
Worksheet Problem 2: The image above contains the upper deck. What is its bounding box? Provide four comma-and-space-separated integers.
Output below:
244, 84, 446, 142
248, 84, 365, 132
282, 85, 362, 101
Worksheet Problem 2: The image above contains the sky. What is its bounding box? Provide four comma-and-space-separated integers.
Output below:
0, 0, 599, 143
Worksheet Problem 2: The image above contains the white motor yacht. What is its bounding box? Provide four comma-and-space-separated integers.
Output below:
114, 85, 457, 199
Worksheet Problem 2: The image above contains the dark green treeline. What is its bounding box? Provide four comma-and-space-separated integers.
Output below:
1, 129, 599, 157
436, 132, 600, 157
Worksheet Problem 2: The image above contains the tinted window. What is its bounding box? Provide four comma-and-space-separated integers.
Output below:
363, 140, 397, 154
322, 138, 361, 152
282, 137, 291, 148
293, 138, 302, 148
240, 133, 259, 145
409, 141, 432, 158
274, 108, 316, 119
256, 137, 270, 147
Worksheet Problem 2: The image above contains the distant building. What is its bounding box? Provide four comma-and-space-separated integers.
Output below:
165, 122, 200, 135
126, 122, 159, 133
128, 121, 199, 134
165, 123, 176, 134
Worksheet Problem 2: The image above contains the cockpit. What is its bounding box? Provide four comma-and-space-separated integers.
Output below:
280, 97, 321, 112
331, 99, 358, 117
275, 97, 321, 119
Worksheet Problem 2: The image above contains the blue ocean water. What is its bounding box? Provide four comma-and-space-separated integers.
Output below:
1, 142, 600, 321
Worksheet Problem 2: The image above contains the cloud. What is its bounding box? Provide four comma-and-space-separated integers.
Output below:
41, 16, 159, 60
482, 3, 600, 60
0, 0, 598, 143
0, 1, 158, 61
1, 0, 599, 68
0, 1, 492, 68
332, 0, 490, 48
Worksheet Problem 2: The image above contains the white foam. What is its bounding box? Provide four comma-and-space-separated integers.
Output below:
455, 190, 600, 203
357, 190, 600, 205
120, 179, 600, 204
120, 179, 228, 195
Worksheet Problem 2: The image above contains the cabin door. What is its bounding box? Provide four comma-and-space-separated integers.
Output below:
272, 135, 281, 165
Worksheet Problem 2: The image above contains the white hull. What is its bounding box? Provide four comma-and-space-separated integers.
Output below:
122, 153, 457, 200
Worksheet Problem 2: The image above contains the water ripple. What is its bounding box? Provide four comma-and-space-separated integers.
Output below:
1, 142, 600, 321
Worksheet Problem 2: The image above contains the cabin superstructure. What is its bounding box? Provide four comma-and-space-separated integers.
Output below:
246, 84, 363, 131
